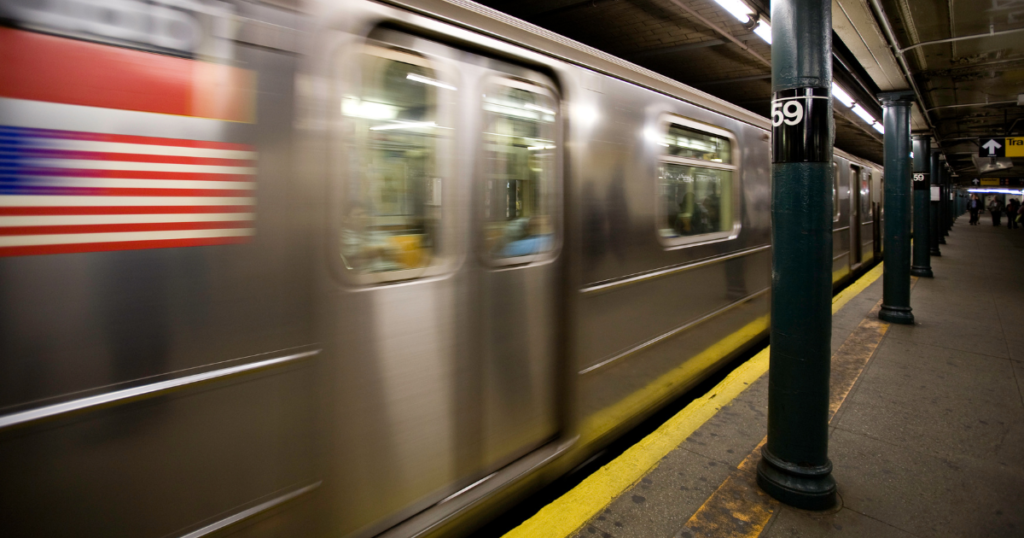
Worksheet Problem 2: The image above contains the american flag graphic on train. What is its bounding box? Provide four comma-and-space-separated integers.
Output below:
0, 126, 256, 257
0, 24, 257, 257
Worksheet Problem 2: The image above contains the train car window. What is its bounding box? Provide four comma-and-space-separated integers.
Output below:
664, 124, 732, 164
861, 170, 871, 219
482, 79, 557, 262
833, 162, 840, 222
338, 46, 446, 278
657, 119, 738, 246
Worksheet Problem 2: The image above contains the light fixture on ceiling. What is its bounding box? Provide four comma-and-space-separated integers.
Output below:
753, 20, 772, 44
711, 0, 755, 23
711, 0, 772, 45
851, 104, 877, 125
972, 155, 1014, 173
830, 82, 884, 134
831, 83, 856, 108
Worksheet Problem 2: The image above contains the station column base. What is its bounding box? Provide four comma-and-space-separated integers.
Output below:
756, 447, 837, 510
879, 305, 914, 324
910, 265, 933, 278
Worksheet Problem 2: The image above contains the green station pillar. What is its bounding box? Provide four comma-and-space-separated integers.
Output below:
878, 92, 915, 325
911, 135, 932, 277
929, 152, 942, 257
937, 159, 947, 244
756, 0, 837, 510
945, 168, 953, 233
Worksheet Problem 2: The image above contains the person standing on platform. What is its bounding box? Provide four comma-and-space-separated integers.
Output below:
969, 194, 982, 225
989, 197, 1004, 227
1007, 198, 1021, 230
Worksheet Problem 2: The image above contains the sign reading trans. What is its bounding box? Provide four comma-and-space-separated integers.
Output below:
978, 137, 1024, 158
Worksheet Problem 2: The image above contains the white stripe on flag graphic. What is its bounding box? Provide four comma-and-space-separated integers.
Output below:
0, 213, 255, 226
31, 139, 258, 160
27, 177, 257, 190
27, 159, 256, 175
0, 196, 256, 206
0, 228, 254, 247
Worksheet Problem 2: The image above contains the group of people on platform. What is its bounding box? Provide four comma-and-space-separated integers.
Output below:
968, 194, 1023, 229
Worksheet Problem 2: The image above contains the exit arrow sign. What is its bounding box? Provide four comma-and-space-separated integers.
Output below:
981, 138, 1003, 157
979, 137, 1024, 157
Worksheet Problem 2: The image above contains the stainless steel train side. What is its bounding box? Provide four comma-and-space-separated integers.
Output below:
0, 1, 881, 538
831, 148, 884, 285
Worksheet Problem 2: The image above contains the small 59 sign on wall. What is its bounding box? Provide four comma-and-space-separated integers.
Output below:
771, 87, 831, 163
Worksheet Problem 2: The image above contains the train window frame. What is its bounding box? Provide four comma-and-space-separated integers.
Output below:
833, 161, 840, 222
860, 169, 872, 223
330, 41, 458, 286
479, 76, 561, 268
654, 115, 741, 249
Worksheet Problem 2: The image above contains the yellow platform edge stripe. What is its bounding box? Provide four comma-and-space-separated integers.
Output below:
502, 264, 884, 538
832, 262, 882, 315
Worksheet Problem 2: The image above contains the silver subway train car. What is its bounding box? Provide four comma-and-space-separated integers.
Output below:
0, 1, 881, 537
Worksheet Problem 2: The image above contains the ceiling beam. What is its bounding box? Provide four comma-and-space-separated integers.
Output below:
866, 0, 936, 136
628, 39, 728, 59
899, 27, 1024, 54
664, 0, 771, 68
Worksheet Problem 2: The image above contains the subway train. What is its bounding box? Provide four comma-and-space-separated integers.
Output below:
0, 1, 883, 537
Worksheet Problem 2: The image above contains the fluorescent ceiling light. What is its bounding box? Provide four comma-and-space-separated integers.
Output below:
406, 73, 457, 91
527, 145, 556, 151
968, 188, 1023, 194
831, 83, 856, 108
753, 22, 772, 44
369, 121, 437, 131
872, 122, 884, 134
850, 104, 877, 125
712, 0, 754, 22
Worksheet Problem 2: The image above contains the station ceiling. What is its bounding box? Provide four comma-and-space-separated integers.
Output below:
474, 0, 1024, 183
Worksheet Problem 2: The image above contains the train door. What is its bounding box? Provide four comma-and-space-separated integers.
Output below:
474, 65, 561, 472
875, 172, 885, 255
849, 164, 862, 270
324, 30, 476, 535
858, 168, 873, 263
322, 27, 561, 535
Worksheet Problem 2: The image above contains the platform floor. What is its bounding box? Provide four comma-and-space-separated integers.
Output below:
504, 217, 1024, 538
